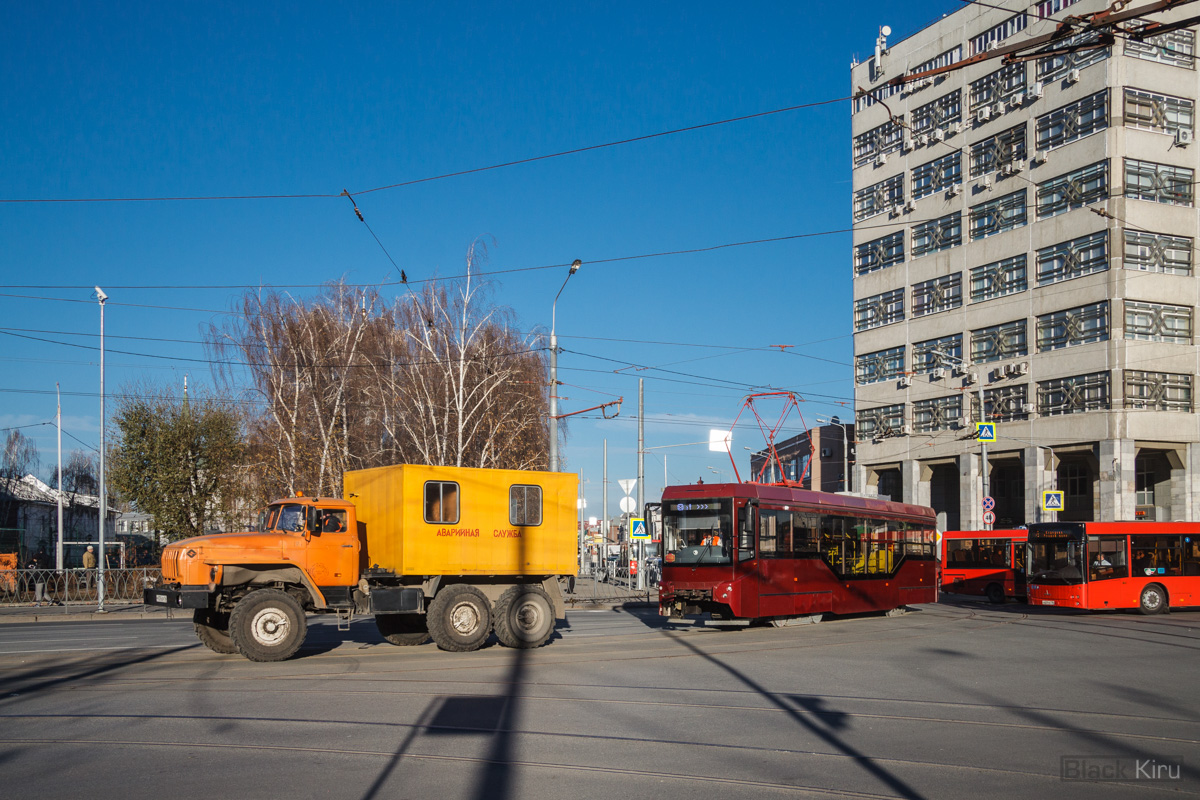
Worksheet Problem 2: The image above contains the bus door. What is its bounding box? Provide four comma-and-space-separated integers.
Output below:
756, 507, 795, 617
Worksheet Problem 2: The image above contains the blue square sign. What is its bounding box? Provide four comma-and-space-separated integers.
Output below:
976, 422, 996, 442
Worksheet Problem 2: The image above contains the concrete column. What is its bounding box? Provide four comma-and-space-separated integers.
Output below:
854, 463, 873, 498
959, 453, 981, 529
901, 459, 924, 506
1182, 444, 1200, 521
1023, 447, 1048, 524
1099, 439, 1136, 522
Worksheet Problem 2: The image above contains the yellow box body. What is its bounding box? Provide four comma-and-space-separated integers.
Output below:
343, 464, 578, 576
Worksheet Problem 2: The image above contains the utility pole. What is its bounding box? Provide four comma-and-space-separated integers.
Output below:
95, 286, 107, 613
56, 383, 63, 572
637, 379, 645, 591
602, 438, 608, 573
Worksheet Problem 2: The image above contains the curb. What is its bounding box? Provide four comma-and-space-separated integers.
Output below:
0, 606, 174, 624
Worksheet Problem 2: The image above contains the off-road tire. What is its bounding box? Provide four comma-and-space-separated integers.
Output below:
376, 613, 430, 646
193, 608, 237, 654
1139, 583, 1168, 615
229, 588, 307, 662
493, 585, 554, 649
427, 584, 492, 652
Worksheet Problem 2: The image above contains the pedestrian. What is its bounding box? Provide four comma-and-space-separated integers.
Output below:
82, 545, 97, 590
27, 554, 47, 606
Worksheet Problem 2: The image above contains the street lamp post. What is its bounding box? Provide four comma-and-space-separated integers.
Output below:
815, 415, 851, 493
549, 259, 581, 472
95, 286, 108, 612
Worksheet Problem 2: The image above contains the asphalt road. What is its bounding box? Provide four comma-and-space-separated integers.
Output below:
0, 599, 1197, 799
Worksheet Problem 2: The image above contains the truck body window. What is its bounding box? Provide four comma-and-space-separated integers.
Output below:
424, 481, 460, 524
510, 485, 543, 526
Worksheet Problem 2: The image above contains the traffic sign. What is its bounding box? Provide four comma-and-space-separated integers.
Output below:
983, 510, 996, 525
618, 479, 637, 495
619, 496, 636, 513
1042, 490, 1065, 511
976, 422, 996, 442
982, 496, 995, 512
630, 517, 649, 540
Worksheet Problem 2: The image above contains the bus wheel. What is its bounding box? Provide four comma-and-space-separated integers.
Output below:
494, 585, 554, 648
229, 589, 307, 662
376, 613, 430, 646
193, 608, 237, 654
985, 583, 1006, 605
428, 584, 492, 652
1139, 583, 1168, 615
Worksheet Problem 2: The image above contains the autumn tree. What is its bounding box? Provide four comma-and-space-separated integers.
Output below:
108, 383, 246, 541
0, 429, 39, 529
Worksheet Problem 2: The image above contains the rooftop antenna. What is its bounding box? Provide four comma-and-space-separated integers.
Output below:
874, 25, 892, 81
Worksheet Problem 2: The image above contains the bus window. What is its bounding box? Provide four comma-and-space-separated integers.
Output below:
1186, 537, 1200, 577
1088, 537, 1127, 581
1131, 535, 1182, 577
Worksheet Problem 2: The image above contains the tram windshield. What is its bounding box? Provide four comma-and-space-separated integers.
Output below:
1028, 539, 1084, 585
663, 498, 733, 566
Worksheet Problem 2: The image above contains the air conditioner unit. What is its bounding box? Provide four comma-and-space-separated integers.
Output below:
957, 416, 971, 429
993, 368, 1007, 382
1009, 92, 1026, 108
820, 447, 833, 458
1020, 403, 1035, 414
1066, 68, 1081, 84
976, 106, 992, 123
901, 424, 913, 436
1014, 361, 1029, 376
932, 367, 947, 379
889, 204, 904, 217
1033, 149, 1050, 164
1175, 129, 1194, 147
999, 164, 1014, 177
946, 184, 961, 198
992, 103, 1004, 117
902, 137, 914, 152
903, 200, 915, 213
1029, 81, 1045, 99
898, 375, 913, 388
916, 134, 929, 147
953, 121, 964, 134
875, 153, 888, 167
978, 174, 994, 189
964, 372, 979, 385
931, 128, 946, 142
1010, 159, 1026, 173
952, 364, 968, 377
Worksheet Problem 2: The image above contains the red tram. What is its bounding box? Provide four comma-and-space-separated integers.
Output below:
658, 482, 938, 624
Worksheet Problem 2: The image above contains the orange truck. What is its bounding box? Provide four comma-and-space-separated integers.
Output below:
144, 464, 578, 661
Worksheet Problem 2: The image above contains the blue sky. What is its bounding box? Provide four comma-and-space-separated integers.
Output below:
1, 1, 964, 519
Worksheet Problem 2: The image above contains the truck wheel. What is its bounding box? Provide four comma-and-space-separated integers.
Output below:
1139, 583, 1167, 615
985, 583, 1006, 605
494, 585, 554, 649
376, 613, 429, 646
229, 588, 307, 662
193, 608, 237, 654
427, 584, 492, 652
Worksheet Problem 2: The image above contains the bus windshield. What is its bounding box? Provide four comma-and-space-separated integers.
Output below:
663, 498, 733, 566
1028, 539, 1084, 585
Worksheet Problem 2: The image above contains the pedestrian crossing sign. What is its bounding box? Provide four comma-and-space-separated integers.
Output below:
976, 422, 996, 442
630, 517, 649, 540
1042, 490, 1064, 511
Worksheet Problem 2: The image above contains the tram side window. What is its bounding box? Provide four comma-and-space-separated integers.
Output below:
760, 509, 793, 559
738, 505, 754, 561
1131, 535, 1182, 577
1088, 537, 1127, 581
793, 512, 820, 553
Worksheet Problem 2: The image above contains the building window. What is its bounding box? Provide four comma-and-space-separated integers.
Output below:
977, 384, 1031, 423
1037, 301, 1109, 351
913, 395, 963, 433
854, 116, 906, 166
1035, 0, 1081, 17
1125, 24, 1195, 68
854, 289, 904, 331
424, 481, 460, 524
912, 152, 962, 199
854, 83, 905, 114
969, 63, 1026, 109
912, 90, 962, 135
971, 319, 1028, 364
1035, 91, 1108, 150
970, 255, 1027, 303
857, 403, 906, 440
1038, 372, 1110, 416
971, 14, 1028, 55
1124, 301, 1193, 343
1037, 230, 1108, 284
1125, 159, 1194, 206
969, 190, 1027, 239
1124, 88, 1194, 135
912, 273, 963, 317
910, 46, 964, 77
1037, 32, 1109, 81
854, 174, 904, 220
1124, 231, 1192, 275
855, 345, 906, 385
1125, 371, 1193, 412
912, 334, 962, 373
1036, 161, 1108, 217
912, 212, 962, 257
854, 231, 904, 275
970, 123, 1026, 177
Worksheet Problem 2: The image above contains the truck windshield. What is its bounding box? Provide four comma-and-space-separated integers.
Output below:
1028, 539, 1084, 585
663, 498, 732, 566
266, 504, 308, 533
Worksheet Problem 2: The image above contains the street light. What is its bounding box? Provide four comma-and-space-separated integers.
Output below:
549, 259, 581, 472
95, 286, 108, 612
815, 415, 851, 493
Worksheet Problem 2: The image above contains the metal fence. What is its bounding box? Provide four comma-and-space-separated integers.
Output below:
0, 568, 162, 606
565, 572, 658, 606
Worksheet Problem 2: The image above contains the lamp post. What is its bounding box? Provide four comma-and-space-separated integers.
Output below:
95, 286, 108, 612
549, 259, 581, 472
815, 415, 851, 493
930, 348, 989, 528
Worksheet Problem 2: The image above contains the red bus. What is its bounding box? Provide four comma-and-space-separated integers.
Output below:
939, 530, 1028, 604
658, 482, 937, 624
1026, 522, 1200, 614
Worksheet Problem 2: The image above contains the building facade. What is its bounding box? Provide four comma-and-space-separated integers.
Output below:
850, 0, 1200, 529
749, 423, 857, 493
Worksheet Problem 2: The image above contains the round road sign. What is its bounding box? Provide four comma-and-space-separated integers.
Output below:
983, 510, 996, 525
982, 496, 996, 512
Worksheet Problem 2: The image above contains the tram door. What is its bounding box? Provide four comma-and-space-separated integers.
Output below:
756, 507, 795, 617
